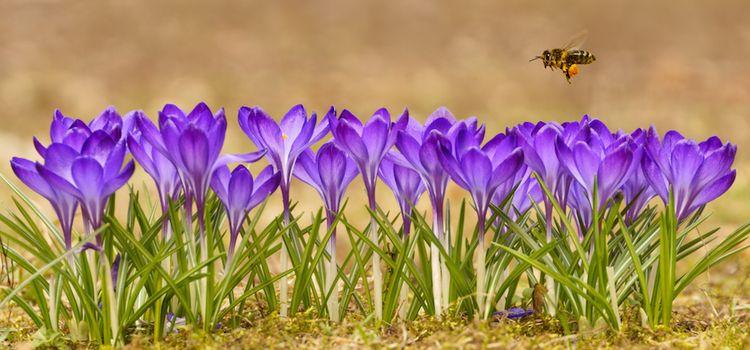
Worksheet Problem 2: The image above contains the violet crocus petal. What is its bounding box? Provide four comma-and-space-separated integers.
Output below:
136, 115, 168, 154
210, 166, 231, 205
490, 149, 524, 189
207, 115, 227, 164
642, 155, 668, 202
50, 110, 73, 142
688, 170, 736, 214
227, 166, 253, 213
699, 136, 723, 153
33, 137, 47, 158
436, 144, 470, 190
362, 117, 389, 167
293, 150, 323, 194
337, 110, 363, 132
695, 143, 736, 190
187, 102, 214, 130
395, 131, 425, 173
102, 160, 135, 197
461, 148, 493, 194
280, 104, 307, 141
36, 164, 80, 197
288, 113, 316, 160
571, 142, 600, 194
10, 157, 56, 199
71, 157, 104, 202
103, 143, 127, 180
127, 135, 156, 176
534, 125, 563, 184
44, 143, 79, 181
247, 167, 281, 210
81, 131, 116, 166
311, 106, 333, 143
597, 144, 633, 204
335, 120, 370, 167
378, 157, 399, 192
424, 107, 456, 130
178, 128, 210, 184
670, 140, 703, 211
255, 116, 284, 159
238, 106, 267, 148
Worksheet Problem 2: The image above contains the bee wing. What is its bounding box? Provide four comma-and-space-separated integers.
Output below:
562, 30, 588, 50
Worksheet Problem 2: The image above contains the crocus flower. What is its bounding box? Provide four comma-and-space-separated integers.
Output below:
34, 107, 134, 157
293, 142, 359, 322
127, 113, 182, 236
211, 165, 280, 262
11, 156, 79, 250
328, 107, 408, 318
37, 131, 135, 241
238, 104, 331, 222
437, 125, 524, 318
378, 155, 426, 237
643, 127, 736, 222
238, 104, 330, 317
394, 107, 484, 317
621, 129, 655, 223
137, 103, 264, 237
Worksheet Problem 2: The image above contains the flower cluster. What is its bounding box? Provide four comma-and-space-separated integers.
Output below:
10, 103, 738, 327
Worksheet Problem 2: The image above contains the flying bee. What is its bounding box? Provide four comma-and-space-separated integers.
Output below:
530, 31, 596, 83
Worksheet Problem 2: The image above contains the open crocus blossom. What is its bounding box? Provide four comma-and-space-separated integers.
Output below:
329, 107, 408, 319
136, 103, 265, 236
293, 142, 359, 322
238, 104, 330, 317
238, 104, 331, 220
643, 127, 736, 222
37, 131, 135, 241
621, 129, 656, 223
211, 165, 280, 262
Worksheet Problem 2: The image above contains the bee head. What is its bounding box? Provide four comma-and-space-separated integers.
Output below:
543, 50, 551, 61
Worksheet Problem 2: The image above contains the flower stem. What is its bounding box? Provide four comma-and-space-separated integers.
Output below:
476, 214, 486, 319
369, 194, 382, 320
431, 198, 444, 318
325, 212, 339, 322
279, 184, 291, 318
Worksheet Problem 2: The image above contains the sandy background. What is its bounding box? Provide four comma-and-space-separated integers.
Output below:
0, 0, 748, 232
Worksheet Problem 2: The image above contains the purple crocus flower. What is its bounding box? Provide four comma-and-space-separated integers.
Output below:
238, 104, 331, 223
37, 131, 135, 240
329, 108, 408, 208
378, 155, 426, 237
437, 125, 524, 317
621, 129, 655, 223
555, 122, 642, 225
438, 128, 525, 240
127, 112, 182, 236
642, 127, 736, 222
137, 103, 264, 237
238, 104, 330, 317
328, 107, 408, 318
11, 156, 79, 250
293, 142, 358, 322
294, 142, 359, 229
34, 107, 134, 157
394, 107, 484, 316
211, 165, 280, 262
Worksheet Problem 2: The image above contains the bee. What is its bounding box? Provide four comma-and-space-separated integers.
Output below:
532, 282, 547, 314
530, 31, 596, 83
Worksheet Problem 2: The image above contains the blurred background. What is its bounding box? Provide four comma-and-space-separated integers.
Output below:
1, 0, 749, 236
